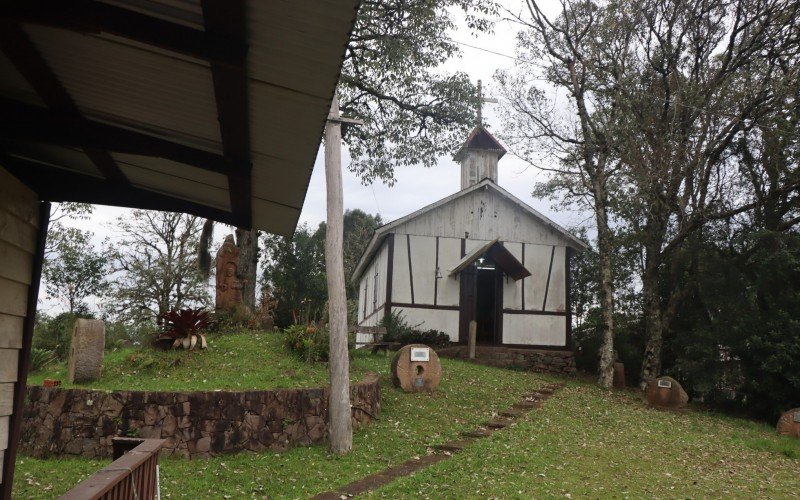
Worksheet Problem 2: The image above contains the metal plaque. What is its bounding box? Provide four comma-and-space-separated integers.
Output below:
793, 411, 800, 423
414, 377, 425, 387
657, 379, 672, 389
410, 347, 430, 362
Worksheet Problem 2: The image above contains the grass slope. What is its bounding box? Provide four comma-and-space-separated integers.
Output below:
367, 384, 800, 499
15, 352, 541, 498
15, 339, 799, 499
27, 331, 356, 391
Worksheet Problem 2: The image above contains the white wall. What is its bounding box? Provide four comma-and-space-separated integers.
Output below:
503, 314, 567, 346
393, 186, 574, 247
0, 168, 40, 486
357, 239, 387, 326
392, 306, 460, 342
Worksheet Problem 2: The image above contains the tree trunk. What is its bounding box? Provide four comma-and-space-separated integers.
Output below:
594, 179, 615, 389
639, 247, 663, 388
235, 228, 258, 310
324, 94, 353, 455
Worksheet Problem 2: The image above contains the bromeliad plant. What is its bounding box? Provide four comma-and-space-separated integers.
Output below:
157, 308, 213, 351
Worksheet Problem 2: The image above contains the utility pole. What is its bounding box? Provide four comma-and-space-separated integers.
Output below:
323, 94, 362, 455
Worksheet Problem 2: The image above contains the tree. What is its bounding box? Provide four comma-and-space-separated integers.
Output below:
45, 202, 93, 258
43, 227, 108, 314
601, 0, 800, 385
497, 0, 625, 388
313, 209, 383, 298
110, 210, 209, 323
339, 0, 496, 183
261, 224, 327, 327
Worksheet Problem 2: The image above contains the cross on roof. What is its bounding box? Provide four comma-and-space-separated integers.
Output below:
476, 79, 498, 126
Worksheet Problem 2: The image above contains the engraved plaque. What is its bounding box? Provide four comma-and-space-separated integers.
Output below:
410, 347, 430, 362
657, 379, 672, 389
794, 411, 800, 423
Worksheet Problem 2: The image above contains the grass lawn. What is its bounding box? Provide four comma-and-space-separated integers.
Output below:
15, 336, 799, 499
27, 330, 365, 391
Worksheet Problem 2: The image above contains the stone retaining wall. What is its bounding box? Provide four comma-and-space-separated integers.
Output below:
437, 346, 575, 374
21, 373, 380, 459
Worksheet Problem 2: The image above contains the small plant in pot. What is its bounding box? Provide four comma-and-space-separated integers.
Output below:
156, 308, 212, 350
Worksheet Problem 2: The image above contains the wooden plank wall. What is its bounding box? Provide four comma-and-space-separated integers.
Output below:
0, 168, 41, 490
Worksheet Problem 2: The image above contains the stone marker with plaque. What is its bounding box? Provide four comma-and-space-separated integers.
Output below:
645, 376, 688, 410
391, 344, 441, 392
776, 408, 800, 438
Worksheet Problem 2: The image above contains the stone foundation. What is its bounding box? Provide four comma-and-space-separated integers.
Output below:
437, 346, 575, 374
22, 373, 380, 459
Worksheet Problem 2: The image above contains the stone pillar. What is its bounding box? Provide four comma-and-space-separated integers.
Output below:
67, 319, 105, 383
215, 234, 244, 312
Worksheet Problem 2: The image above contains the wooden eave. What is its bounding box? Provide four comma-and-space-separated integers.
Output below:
0, 0, 360, 236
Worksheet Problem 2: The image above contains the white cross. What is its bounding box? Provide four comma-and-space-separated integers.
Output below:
476, 79, 498, 126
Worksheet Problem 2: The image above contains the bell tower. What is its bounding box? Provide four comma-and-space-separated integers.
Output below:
454, 80, 506, 190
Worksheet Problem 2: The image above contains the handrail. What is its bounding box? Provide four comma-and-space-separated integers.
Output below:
59, 438, 165, 500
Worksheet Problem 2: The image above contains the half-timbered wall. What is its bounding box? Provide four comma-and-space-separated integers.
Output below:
356, 239, 388, 327
383, 231, 570, 345
0, 168, 41, 488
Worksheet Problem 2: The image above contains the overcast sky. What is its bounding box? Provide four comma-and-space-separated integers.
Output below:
45, 0, 587, 314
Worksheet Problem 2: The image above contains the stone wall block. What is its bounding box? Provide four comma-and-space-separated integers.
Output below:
21, 373, 380, 459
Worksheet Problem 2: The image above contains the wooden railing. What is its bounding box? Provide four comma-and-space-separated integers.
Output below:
59, 438, 165, 500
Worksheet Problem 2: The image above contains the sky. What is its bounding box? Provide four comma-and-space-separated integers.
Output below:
44, 0, 587, 314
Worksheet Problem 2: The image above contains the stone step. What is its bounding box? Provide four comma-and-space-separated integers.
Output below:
434, 439, 473, 452
484, 418, 513, 429
462, 428, 492, 438
500, 408, 526, 418
513, 400, 542, 410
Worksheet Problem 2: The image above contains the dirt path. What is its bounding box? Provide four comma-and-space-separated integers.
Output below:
313, 382, 566, 499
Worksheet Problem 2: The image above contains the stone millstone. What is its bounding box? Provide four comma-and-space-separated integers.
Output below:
67, 319, 105, 383
390, 344, 442, 393
646, 376, 689, 410
776, 408, 800, 438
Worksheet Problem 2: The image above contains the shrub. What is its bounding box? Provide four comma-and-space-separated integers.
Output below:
380, 311, 451, 348
33, 311, 95, 360
29, 347, 56, 372
283, 324, 329, 362
156, 308, 213, 350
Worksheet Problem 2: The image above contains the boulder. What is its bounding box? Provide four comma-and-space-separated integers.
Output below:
391, 344, 441, 392
67, 319, 105, 383
776, 408, 800, 438
645, 376, 688, 410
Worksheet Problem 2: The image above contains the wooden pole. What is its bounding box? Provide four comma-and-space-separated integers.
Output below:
324, 94, 352, 455
468, 320, 477, 359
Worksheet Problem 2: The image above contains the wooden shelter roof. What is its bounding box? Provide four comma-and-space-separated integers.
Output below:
0, 0, 360, 235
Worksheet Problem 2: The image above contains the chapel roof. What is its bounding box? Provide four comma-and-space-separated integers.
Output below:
453, 126, 507, 162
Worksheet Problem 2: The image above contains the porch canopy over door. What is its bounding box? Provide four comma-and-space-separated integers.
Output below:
449, 239, 532, 281
0, 1, 360, 496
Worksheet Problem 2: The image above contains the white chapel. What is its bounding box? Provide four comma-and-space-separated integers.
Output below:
352, 119, 587, 350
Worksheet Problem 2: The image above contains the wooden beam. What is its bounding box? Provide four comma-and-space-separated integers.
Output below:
202, 0, 252, 228
1, 156, 245, 227
0, 0, 246, 65
0, 99, 233, 175
0, 21, 128, 184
